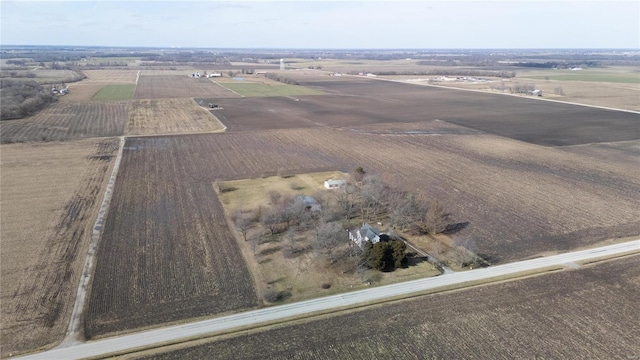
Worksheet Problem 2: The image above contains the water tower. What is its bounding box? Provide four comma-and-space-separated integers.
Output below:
280, 59, 285, 71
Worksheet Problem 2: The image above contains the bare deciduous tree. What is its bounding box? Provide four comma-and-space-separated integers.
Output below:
452, 238, 478, 268
424, 200, 450, 235
235, 215, 251, 242
314, 221, 346, 263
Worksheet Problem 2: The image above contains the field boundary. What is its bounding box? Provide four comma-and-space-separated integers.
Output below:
58, 136, 126, 346
192, 98, 227, 132
377, 76, 640, 115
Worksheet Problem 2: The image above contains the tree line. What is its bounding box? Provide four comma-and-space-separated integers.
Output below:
0, 79, 58, 120
264, 73, 299, 85
362, 69, 516, 78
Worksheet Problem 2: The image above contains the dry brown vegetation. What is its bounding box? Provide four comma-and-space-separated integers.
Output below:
134, 75, 239, 99
0, 101, 128, 143
125, 98, 225, 135
139, 255, 640, 359
81, 69, 138, 84
0, 139, 118, 357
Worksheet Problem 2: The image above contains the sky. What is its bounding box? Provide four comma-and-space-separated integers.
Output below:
1, 1, 639, 49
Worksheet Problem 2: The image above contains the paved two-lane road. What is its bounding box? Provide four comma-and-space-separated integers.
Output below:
17, 239, 639, 360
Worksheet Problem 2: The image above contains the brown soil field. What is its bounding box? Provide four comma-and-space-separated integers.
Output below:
0, 101, 128, 143
133, 75, 239, 99
80, 69, 138, 84
558, 140, 640, 167
84, 137, 259, 339
288, 76, 640, 146
399, 76, 640, 112
125, 98, 225, 135
210, 76, 639, 146
0, 139, 118, 357
139, 254, 640, 359
91, 129, 639, 273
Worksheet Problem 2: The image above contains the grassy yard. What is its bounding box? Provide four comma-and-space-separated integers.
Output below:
91, 84, 136, 100
218, 171, 347, 213
217, 171, 440, 305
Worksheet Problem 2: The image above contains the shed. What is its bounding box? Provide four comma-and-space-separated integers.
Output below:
324, 179, 347, 189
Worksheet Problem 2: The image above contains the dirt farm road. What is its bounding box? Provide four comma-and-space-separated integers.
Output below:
15, 239, 639, 360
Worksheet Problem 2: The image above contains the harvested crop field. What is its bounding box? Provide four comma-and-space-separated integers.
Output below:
0, 101, 128, 143
91, 129, 639, 275
61, 83, 107, 101
0, 139, 118, 357
133, 75, 239, 99
91, 84, 136, 101
203, 96, 332, 131
558, 140, 640, 167
217, 81, 325, 97
125, 98, 225, 135
85, 137, 258, 338
141, 254, 640, 359
81, 69, 138, 84
289, 76, 640, 146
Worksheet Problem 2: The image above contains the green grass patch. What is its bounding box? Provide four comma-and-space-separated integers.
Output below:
219, 82, 325, 97
91, 84, 136, 100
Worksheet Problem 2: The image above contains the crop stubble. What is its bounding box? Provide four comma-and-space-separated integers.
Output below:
0, 101, 128, 143
0, 139, 118, 356
140, 255, 640, 359
125, 98, 225, 135
133, 75, 240, 99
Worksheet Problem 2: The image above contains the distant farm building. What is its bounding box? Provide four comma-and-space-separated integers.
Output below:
531, 89, 543, 96
349, 223, 381, 247
324, 179, 347, 189
207, 73, 222, 78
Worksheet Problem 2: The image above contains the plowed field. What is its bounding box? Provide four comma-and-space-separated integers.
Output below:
87, 129, 639, 281
142, 255, 640, 359
287, 76, 640, 146
0, 101, 128, 143
85, 137, 259, 338
134, 75, 239, 99
1, 139, 118, 357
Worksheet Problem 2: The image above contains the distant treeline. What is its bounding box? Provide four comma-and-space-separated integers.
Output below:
264, 73, 299, 85
367, 69, 516, 78
0, 80, 57, 120
510, 61, 602, 69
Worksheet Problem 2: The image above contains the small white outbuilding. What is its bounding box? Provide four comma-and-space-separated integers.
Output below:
324, 179, 347, 190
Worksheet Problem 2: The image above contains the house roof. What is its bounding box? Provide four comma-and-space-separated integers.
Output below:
359, 223, 380, 241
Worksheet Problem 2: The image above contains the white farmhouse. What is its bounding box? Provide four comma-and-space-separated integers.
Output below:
349, 223, 381, 247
